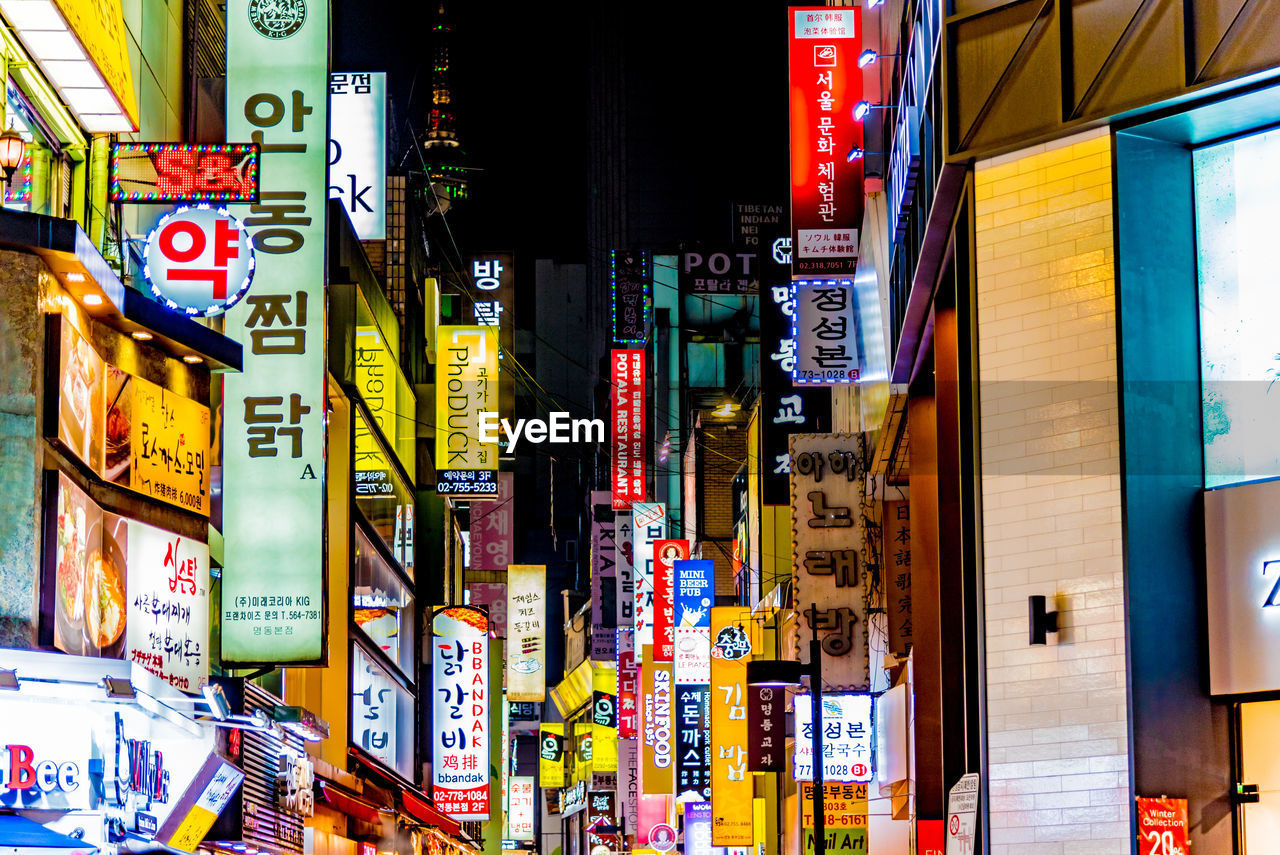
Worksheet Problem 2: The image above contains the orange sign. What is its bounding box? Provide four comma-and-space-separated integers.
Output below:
709, 607, 759, 845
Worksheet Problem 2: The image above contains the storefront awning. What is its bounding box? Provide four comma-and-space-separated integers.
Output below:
0, 815, 98, 853
548, 659, 615, 718
400, 789, 461, 836
316, 780, 386, 826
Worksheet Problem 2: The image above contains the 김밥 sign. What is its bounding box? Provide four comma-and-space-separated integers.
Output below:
432, 606, 490, 819
794, 694, 873, 783
222, 0, 328, 665
787, 6, 863, 277
612, 349, 646, 509
328, 72, 387, 240
110, 143, 259, 203
792, 280, 859, 384
48, 471, 211, 690
709, 607, 758, 846
507, 565, 547, 702
144, 206, 256, 317
436, 326, 499, 495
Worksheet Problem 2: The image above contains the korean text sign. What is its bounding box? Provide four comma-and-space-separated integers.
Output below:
611, 250, 650, 343
632, 503, 665, 648
616, 630, 638, 738
222, 0, 328, 664
612, 349, 646, 508
788, 6, 863, 277
508, 776, 535, 840
507, 565, 547, 702
640, 644, 675, 794
792, 280, 859, 384
432, 606, 490, 819
789, 433, 870, 689
539, 724, 566, 789
709, 607, 759, 845
436, 326, 499, 478
652, 539, 688, 661
794, 693, 873, 783
470, 472, 514, 571
328, 72, 386, 239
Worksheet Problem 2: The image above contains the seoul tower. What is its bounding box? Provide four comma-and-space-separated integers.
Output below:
422, 0, 470, 213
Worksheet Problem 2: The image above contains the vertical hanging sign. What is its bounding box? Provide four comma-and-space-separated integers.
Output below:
507, 565, 547, 702
885, 498, 913, 658
652, 539, 688, 661
436, 326, 500, 495
611, 250, 650, 343
788, 6, 863, 277
222, 0, 328, 664
709, 607, 758, 845
639, 644, 675, 795
792, 280, 859, 385
632, 503, 666, 648
612, 349, 646, 509
328, 71, 387, 239
432, 606, 491, 819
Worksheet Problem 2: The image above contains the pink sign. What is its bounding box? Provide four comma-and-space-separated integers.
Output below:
470, 472, 514, 571
467, 583, 507, 638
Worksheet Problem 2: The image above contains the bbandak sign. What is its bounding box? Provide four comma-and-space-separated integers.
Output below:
143, 205, 256, 317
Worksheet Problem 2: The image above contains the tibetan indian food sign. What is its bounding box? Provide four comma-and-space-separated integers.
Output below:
612, 349, 645, 509
436, 326, 499, 496
790, 433, 869, 690
432, 606, 490, 819
222, 0, 328, 664
788, 6, 863, 277
709, 607, 758, 845
507, 565, 547, 702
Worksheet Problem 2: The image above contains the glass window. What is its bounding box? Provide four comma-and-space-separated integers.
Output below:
353, 406, 415, 578
351, 643, 415, 779
1194, 128, 1280, 487
352, 524, 414, 677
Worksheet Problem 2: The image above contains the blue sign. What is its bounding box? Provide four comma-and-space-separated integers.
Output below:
675, 560, 714, 628
684, 801, 725, 855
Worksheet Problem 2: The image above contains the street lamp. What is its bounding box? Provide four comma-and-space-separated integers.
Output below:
746, 603, 827, 855
0, 126, 25, 199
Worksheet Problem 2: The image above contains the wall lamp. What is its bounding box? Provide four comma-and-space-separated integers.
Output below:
858, 49, 902, 68
1028, 595, 1060, 645
845, 146, 888, 163
853, 101, 891, 121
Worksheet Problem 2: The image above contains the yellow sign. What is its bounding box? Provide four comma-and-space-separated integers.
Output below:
709, 607, 759, 846
51, 0, 139, 128
593, 723, 618, 773
640, 644, 674, 795
435, 326, 498, 469
539, 724, 566, 789
355, 325, 399, 455
126, 374, 211, 515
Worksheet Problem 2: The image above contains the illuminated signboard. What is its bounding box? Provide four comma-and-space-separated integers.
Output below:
651, 540, 688, 661
431, 606, 490, 819
791, 280, 859, 384
436, 326, 499, 496
787, 6, 863, 277
329, 73, 387, 239
794, 693, 874, 782
508, 777, 535, 840
221, 0, 328, 665
143, 206, 256, 317
610, 250, 650, 344
109, 143, 259, 203
539, 724, 566, 789
507, 565, 547, 702
471, 472, 514, 570
466, 253, 517, 433
632, 503, 665, 648
709, 607, 757, 846
639, 644, 674, 795
437, 469, 498, 497
611, 349, 646, 508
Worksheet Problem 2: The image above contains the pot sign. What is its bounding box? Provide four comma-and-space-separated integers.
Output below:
143, 205, 256, 317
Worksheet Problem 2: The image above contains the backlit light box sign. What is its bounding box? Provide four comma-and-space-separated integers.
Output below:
144, 206, 256, 317
436, 326, 499, 497
791, 280, 859, 384
507, 565, 547, 702
329, 72, 387, 240
432, 606, 491, 819
611, 349, 646, 509
794, 693, 873, 783
110, 143, 259, 203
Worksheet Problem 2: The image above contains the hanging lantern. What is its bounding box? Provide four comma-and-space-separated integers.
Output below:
0, 127, 25, 184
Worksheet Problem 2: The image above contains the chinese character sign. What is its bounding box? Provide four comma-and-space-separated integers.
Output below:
640, 644, 675, 795
507, 565, 547, 702
885, 499, 912, 657
508, 776, 535, 840
749, 686, 786, 772
652, 539, 688, 661
612, 349, 646, 509
222, 0, 328, 664
470, 472, 514, 572
794, 693, 873, 783
611, 250, 650, 343
436, 326, 499, 473
792, 280, 859, 384
328, 72, 386, 239
790, 433, 870, 690
432, 606, 491, 819
788, 6, 863, 277
709, 607, 759, 846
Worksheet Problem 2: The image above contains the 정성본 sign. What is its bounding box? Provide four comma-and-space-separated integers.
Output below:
788, 6, 863, 277
222, 0, 328, 665
328, 72, 386, 240
431, 606, 490, 819
110, 143, 259, 204
794, 693, 873, 782
792, 280, 858, 384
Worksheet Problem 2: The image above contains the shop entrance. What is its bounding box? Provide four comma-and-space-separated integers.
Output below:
1241, 702, 1280, 852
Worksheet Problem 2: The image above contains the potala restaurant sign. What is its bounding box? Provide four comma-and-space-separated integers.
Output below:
144, 206, 256, 317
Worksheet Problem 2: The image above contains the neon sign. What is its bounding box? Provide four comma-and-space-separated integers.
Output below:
109, 143, 259, 203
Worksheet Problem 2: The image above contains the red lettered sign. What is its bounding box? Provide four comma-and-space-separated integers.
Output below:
143, 205, 256, 316
612, 349, 646, 509
788, 6, 863, 277
110, 143, 259, 203
1137, 797, 1188, 855
652, 539, 689, 661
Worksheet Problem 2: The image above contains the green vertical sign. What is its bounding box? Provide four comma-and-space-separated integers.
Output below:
221, 0, 328, 663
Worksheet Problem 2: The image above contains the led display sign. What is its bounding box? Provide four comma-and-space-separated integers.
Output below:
109, 143, 259, 203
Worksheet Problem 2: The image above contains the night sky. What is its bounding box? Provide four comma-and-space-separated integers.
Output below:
335, 1, 793, 263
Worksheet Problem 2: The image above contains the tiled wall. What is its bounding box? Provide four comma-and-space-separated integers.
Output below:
974, 128, 1130, 855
